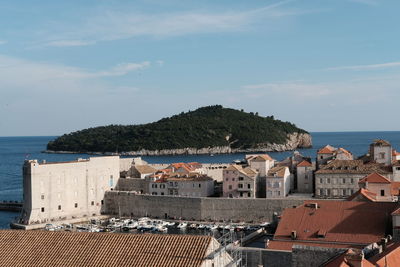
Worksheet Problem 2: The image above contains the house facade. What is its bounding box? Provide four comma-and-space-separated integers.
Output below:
266, 166, 291, 198
315, 160, 392, 199
149, 173, 214, 197
296, 160, 314, 193
222, 165, 259, 198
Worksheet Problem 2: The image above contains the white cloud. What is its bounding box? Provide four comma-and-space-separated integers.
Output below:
0, 55, 151, 93
41, 0, 306, 46
326, 61, 400, 71
0, 40, 7, 45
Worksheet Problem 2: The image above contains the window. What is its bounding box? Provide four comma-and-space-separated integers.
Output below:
41, 195, 44, 200
248, 184, 251, 189
232, 178, 235, 181
91, 201, 94, 206
152, 192, 157, 195
319, 178, 323, 184
247, 192, 251, 197
228, 185, 232, 190
327, 189, 331, 195
239, 184, 243, 188
379, 152, 385, 159
229, 194, 233, 198
327, 178, 331, 184
239, 177, 244, 181
350, 178, 354, 184
101, 200, 104, 205
161, 192, 164, 195
199, 184, 201, 188
154, 184, 158, 188
381, 190, 385, 196
225, 178, 228, 181
109, 175, 114, 187
240, 192, 243, 197
58, 205, 61, 210
74, 203, 78, 208
342, 189, 346, 195
41, 207, 45, 212
319, 189, 323, 195
342, 178, 346, 184
277, 191, 281, 196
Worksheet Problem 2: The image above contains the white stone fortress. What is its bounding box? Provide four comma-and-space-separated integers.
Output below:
18, 156, 120, 225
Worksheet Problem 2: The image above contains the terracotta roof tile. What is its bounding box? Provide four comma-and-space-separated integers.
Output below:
272, 201, 398, 251
267, 166, 288, 177
368, 242, 400, 267
134, 165, 157, 174
347, 188, 377, 202
315, 160, 391, 174
317, 145, 335, 154
322, 249, 375, 267
297, 160, 312, 167
371, 139, 391, 147
358, 172, 391, 184
0, 231, 212, 267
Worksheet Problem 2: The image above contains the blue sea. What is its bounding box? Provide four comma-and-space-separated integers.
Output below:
0, 132, 399, 228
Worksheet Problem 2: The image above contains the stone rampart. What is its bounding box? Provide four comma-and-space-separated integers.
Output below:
103, 192, 307, 222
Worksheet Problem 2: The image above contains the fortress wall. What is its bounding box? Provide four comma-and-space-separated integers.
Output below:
103, 192, 307, 222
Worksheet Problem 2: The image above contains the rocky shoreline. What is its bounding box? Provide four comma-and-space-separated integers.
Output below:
44, 132, 312, 156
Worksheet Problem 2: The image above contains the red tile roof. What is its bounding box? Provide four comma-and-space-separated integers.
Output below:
0, 231, 213, 267
318, 146, 335, 154
322, 249, 375, 267
347, 188, 377, 202
297, 160, 312, 167
358, 172, 391, 184
271, 201, 398, 251
368, 242, 400, 267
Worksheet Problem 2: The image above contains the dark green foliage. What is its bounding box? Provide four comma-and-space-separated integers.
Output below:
47, 105, 308, 153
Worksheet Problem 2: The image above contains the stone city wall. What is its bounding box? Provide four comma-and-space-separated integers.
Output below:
103, 192, 308, 222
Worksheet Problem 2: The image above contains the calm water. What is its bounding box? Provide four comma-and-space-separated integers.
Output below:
0, 132, 399, 228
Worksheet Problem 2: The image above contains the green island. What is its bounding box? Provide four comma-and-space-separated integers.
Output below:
46, 105, 311, 154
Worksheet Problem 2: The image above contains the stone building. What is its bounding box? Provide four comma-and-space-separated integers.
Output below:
266, 166, 291, 198
223, 165, 259, 198
370, 139, 393, 166
246, 154, 275, 177
316, 145, 353, 166
18, 156, 120, 225
296, 160, 314, 194
314, 160, 392, 199
149, 173, 214, 197
130, 165, 157, 179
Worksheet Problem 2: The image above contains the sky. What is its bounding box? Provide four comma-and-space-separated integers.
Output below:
1, 0, 400, 136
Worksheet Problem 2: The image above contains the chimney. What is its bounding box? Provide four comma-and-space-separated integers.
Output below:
344, 250, 364, 267
291, 230, 297, 240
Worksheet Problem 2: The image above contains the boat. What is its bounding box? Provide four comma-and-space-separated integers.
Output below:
198, 224, 206, 230
177, 222, 188, 229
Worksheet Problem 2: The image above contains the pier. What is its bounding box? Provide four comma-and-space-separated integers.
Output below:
0, 201, 22, 212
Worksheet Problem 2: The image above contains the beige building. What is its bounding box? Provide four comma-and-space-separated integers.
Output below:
296, 160, 314, 193
246, 154, 274, 177
149, 173, 214, 197
316, 145, 353, 166
370, 139, 393, 166
19, 156, 120, 225
222, 165, 259, 198
315, 160, 392, 199
266, 166, 291, 198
